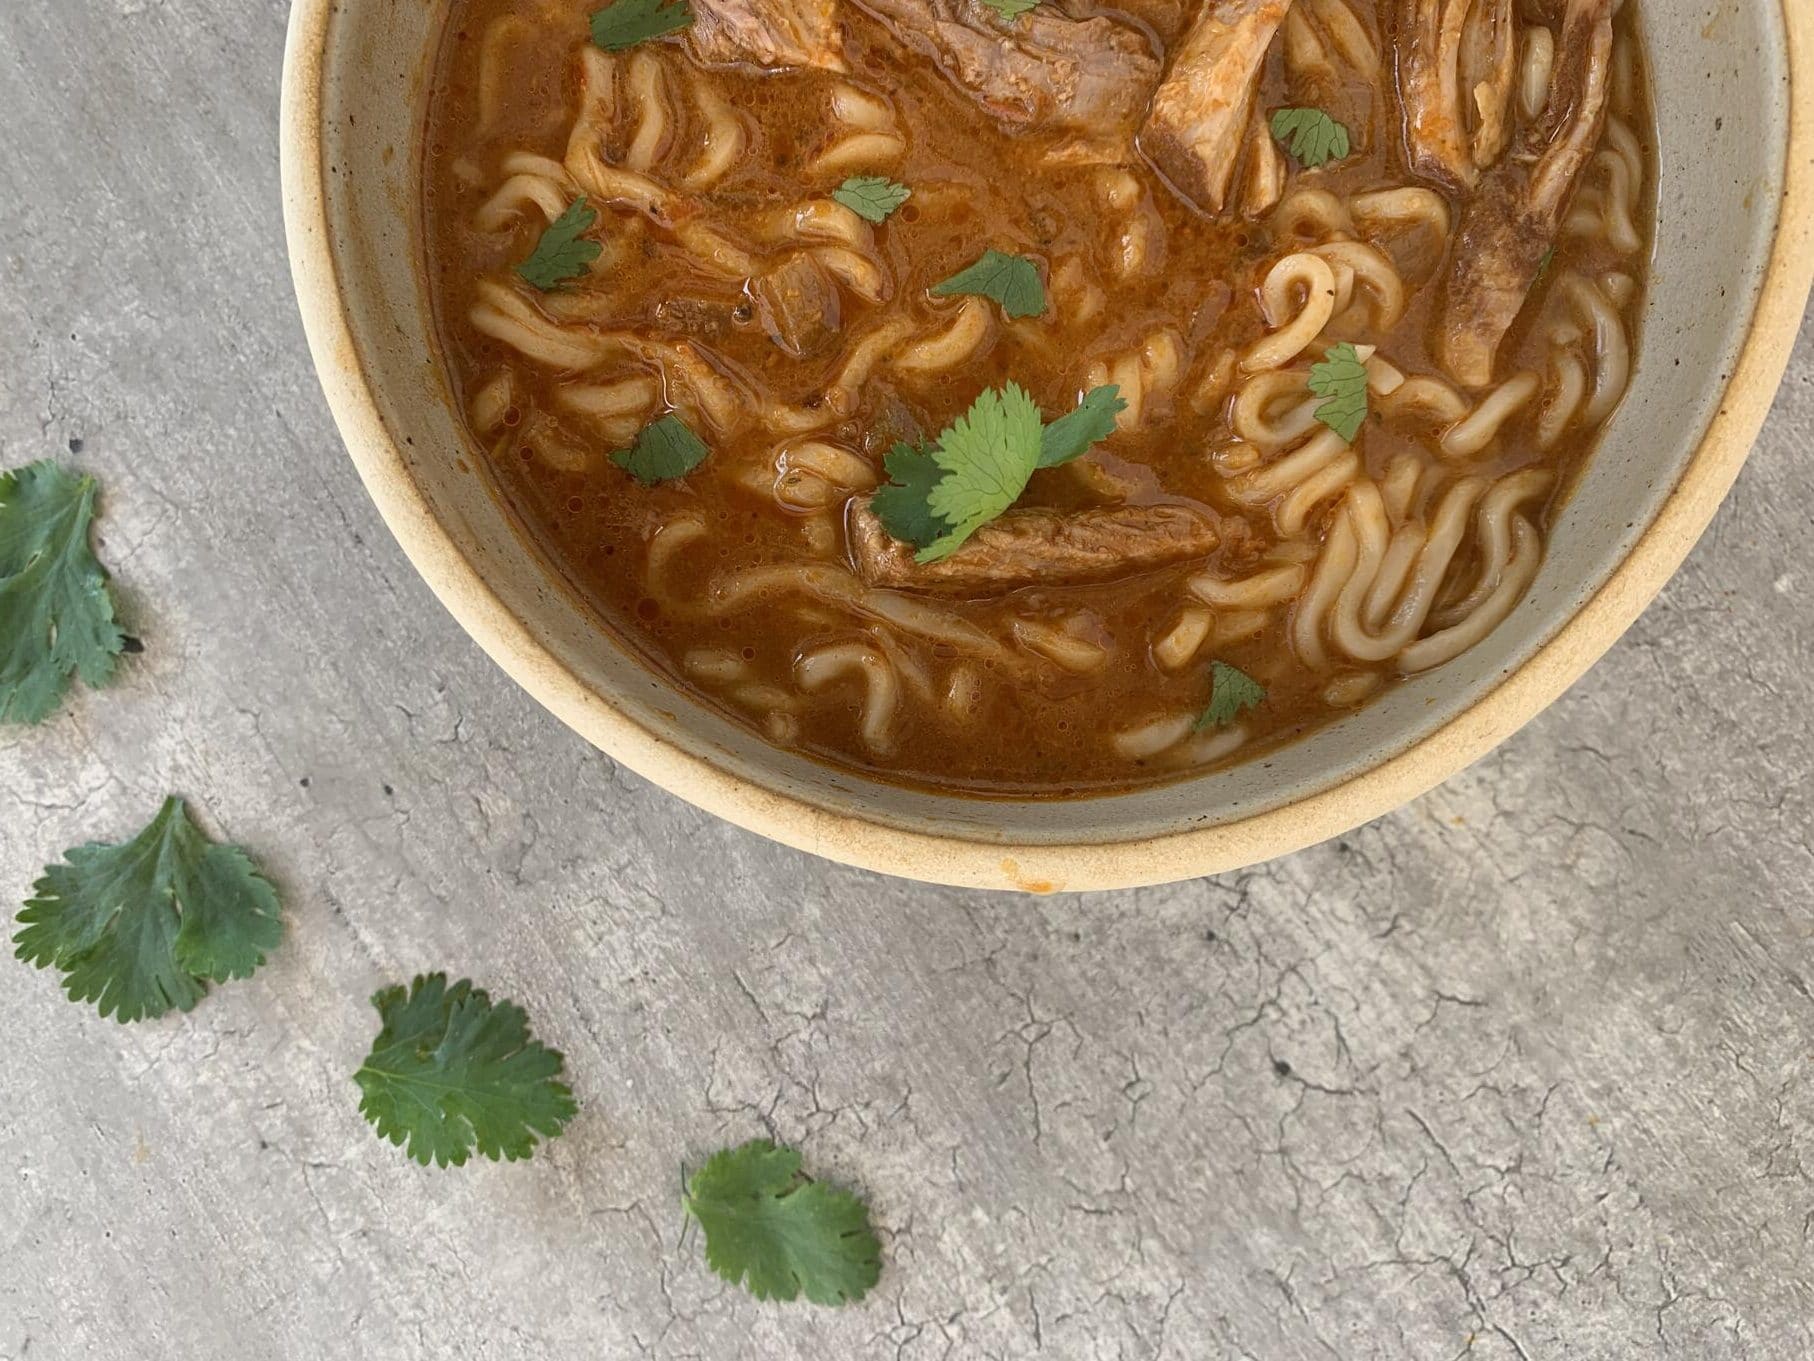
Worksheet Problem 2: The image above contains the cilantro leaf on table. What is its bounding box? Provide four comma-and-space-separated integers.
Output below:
1307, 342, 1370, 443
354, 974, 578, 1168
831, 176, 912, 224
979, 0, 1040, 19
517, 197, 602, 291
612, 414, 711, 485
931, 249, 1046, 320
0, 461, 125, 724
871, 385, 1126, 555
683, 1139, 882, 1305
1037, 385, 1126, 468
1269, 107, 1353, 169
1196, 661, 1266, 731
13, 797, 282, 1023
590, 0, 694, 51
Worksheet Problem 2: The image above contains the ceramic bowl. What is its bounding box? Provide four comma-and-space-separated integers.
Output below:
281, 0, 1814, 891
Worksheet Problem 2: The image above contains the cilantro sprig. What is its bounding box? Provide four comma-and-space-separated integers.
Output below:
1270, 108, 1353, 169
0, 461, 125, 724
931, 249, 1046, 320
355, 974, 578, 1168
518, 197, 603, 291
872, 383, 1125, 561
831, 176, 912, 224
590, 0, 694, 51
979, 0, 1040, 18
1307, 342, 1370, 443
612, 414, 711, 485
684, 1139, 882, 1305
13, 797, 283, 1023
1197, 661, 1266, 730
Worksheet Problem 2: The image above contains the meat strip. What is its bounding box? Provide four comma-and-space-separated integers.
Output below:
854, 0, 1161, 162
1138, 0, 1294, 216
689, 0, 848, 72
848, 500, 1228, 595
1434, 0, 1613, 386
1396, 0, 1519, 188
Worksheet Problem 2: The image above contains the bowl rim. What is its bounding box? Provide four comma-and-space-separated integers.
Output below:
280, 0, 1814, 893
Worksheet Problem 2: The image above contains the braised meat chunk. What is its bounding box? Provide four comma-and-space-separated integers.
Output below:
1434, 0, 1614, 385
690, 0, 848, 71
1138, 0, 1294, 215
855, 0, 1161, 162
848, 501, 1227, 595
1395, 0, 1518, 188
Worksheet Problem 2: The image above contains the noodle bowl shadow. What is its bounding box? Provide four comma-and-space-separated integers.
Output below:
281, 0, 1814, 892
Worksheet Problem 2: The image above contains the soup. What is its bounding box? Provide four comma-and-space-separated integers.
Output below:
422, 0, 1651, 795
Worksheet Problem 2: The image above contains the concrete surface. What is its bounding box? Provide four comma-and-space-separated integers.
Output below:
2, 3, 1812, 1358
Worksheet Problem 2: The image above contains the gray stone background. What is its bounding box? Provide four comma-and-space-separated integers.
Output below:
2, 2, 1812, 1358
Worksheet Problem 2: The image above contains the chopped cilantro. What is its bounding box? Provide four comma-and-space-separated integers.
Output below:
1037, 385, 1126, 468
1196, 661, 1266, 731
0, 461, 125, 724
870, 442, 947, 549
831, 176, 912, 224
1270, 108, 1353, 169
979, 0, 1040, 18
517, 197, 603, 292
355, 974, 578, 1168
931, 249, 1045, 320
612, 414, 711, 485
590, 0, 694, 51
13, 797, 283, 1023
683, 1139, 882, 1305
1307, 342, 1370, 443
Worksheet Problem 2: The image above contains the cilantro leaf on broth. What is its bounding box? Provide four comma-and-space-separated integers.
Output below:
683, 1139, 882, 1305
1307, 342, 1371, 443
979, 0, 1041, 19
1197, 661, 1267, 732
612, 414, 711, 485
1269, 107, 1353, 169
0, 461, 125, 724
872, 386, 1127, 556
1037, 385, 1126, 468
590, 0, 694, 51
831, 176, 912, 224
354, 973, 578, 1168
517, 197, 603, 291
13, 797, 283, 1023
931, 249, 1046, 320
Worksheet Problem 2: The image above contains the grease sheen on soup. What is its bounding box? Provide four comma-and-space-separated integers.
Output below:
423, 0, 1652, 795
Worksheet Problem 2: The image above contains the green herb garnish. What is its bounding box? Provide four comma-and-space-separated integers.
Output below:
979, 0, 1040, 19
0, 461, 125, 723
1270, 108, 1353, 169
517, 197, 603, 291
1196, 661, 1266, 731
931, 249, 1046, 320
612, 414, 711, 485
590, 0, 694, 51
1307, 342, 1370, 443
13, 797, 282, 1022
354, 973, 578, 1168
683, 1139, 882, 1304
831, 176, 912, 224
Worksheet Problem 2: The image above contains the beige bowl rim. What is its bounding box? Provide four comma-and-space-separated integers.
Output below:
280, 0, 1814, 893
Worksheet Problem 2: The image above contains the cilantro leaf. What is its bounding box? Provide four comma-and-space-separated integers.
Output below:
13, 797, 282, 1023
612, 414, 711, 485
831, 176, 912, 224
1270, 108, 1353, 169
517, 197, 603, 291
870, 442, 949, 549
1307, 342, 1370, 443
1196, 661, 1266, 731
979, 0, 1040, 18
590, 0, 694, 51
0, 461, 125, 724
919, 383, 1044, 561
683, 1139, 882, 1305
1037, 385, 1127, 468
355, 974, 578, 1168
931, 249, 1045, 320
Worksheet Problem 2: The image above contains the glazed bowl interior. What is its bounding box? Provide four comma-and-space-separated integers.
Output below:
285, 0, 1809, 887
